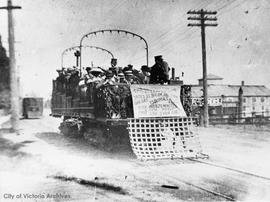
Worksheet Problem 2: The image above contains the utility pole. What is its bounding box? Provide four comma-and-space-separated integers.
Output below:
187, 9, 217, 127
0, 0, 21, 134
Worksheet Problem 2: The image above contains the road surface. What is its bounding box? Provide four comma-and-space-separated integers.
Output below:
1, 110, 270, 201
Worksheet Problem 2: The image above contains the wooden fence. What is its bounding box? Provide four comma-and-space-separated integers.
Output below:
209, 116, 270, 125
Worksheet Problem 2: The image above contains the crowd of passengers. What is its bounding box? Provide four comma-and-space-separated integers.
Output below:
55, 55, 170, 95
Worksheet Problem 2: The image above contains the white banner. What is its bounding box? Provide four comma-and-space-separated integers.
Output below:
130, 85, 186, 118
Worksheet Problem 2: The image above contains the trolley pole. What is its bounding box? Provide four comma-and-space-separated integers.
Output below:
187, 9, 217, 127
0, 0, 21, 134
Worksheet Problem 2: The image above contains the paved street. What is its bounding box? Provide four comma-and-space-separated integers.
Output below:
1, 111, 270, 201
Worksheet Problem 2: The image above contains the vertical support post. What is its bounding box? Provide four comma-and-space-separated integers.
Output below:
79, 45, 82, 76
171, 67, 175, 80
238, 87, 243, 122
146, 46, 149, 67
187, 9, 217, 127
1, 0, 22, 134
200, 10, 209, 127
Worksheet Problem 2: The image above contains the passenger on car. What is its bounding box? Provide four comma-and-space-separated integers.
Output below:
118, 71, 128, 84
109, 58, 118, 76
139, 65, 150, 84
124, 70, 140, 84
123, 64, 133, 72
149, 55, 170, 84
56, 69, 65, 93
88, 67, 104, 83
84, 67, 94, 82
96, 70, 116, 88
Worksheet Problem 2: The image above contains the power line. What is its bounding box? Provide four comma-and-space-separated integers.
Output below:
152, 2, 221, 51
150, 0, 243, 54
149, 0, 214, 47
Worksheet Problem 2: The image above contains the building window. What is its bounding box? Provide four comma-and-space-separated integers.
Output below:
262, 106, 264, 110
252, 97, 256, 102
243, 98, 246, 103
243, 106, 246, 111
261, 97, 265, 102
252, 106, 255, 111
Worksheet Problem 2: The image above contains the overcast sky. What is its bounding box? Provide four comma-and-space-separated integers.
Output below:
0, 0, 269, 97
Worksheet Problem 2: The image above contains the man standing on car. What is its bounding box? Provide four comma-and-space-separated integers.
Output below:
149, 55, 170, 84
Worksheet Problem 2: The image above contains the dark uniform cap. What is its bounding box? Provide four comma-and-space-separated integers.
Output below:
109, 67, 116, 71
106, 70, 114, 77
85, 67, 91, 71
141, 65, 150, 72
154, 55, 163, 60
111, 58, 117, 62
123, 65, 133, 72
67, 67, 73, 72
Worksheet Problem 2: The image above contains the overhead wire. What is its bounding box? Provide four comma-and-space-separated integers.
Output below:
149, 1, 213, 51
110, 0, 128, 11
154, 0, 245, 55
131, 1, 222, 65
149, 0, 224, 54
140, 0, 246, 75
149, 0, 213, 47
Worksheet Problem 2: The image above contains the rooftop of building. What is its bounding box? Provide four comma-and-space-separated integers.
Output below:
198, 74, 223, 81
191, 84, 270, 97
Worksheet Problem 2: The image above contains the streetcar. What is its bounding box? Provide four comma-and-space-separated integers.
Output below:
22, 97, 43, 119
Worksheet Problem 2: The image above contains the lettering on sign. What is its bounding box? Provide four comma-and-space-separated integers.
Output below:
130, 85, 186, 118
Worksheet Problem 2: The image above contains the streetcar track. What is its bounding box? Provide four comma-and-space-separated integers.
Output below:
128, 155, 270, 201
187, 158, 270, 181
129, 159, 237, 201
157, 172, 236, 201
143, 157, 270, 201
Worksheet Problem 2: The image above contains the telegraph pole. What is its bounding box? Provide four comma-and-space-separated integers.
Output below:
187, 9, 217, 127
0, 0, 21, 134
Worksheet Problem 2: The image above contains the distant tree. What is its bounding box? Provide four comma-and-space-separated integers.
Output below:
0, 35, 10, 109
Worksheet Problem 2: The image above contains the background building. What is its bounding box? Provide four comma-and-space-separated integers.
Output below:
191, 75, 270, 119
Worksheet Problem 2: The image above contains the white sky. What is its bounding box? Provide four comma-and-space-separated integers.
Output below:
0, 0, 269, 98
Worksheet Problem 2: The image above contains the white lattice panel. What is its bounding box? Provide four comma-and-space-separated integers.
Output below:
128, 117, 202, 160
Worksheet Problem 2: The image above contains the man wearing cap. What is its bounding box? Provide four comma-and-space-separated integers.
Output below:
123, 64, 133, 72
56, 69, 66, 93
118, 71, 128, 84
109, 58, 119, 76
69, 68, 80, 97
140, 65, 150, 84
96, 70, 116, 88
150, 55, 170, 84
124, 70, 140, 84
84, 67, 94, 84
90, 67, 103, 77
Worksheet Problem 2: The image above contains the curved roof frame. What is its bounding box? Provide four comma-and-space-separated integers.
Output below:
79, 29, 149, 73
61, 45, 114, 68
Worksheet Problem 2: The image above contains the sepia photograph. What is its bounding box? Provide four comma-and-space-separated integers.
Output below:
0, 0, 270, 201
